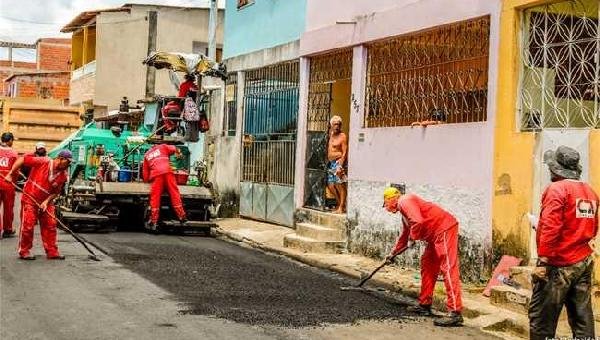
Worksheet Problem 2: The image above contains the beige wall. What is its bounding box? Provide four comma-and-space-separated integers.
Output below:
94, 6, 224, 111
1, 98, 82, 154
69, 73, 96, 106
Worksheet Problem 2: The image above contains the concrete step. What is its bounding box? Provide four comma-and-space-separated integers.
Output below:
489, 285, 531, 315
509, 266, 533, 290
296, 207, 347, 230
283, 233, 346, 254
296, 222, 346, 241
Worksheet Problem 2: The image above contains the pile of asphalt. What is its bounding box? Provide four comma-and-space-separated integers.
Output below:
109, 238, 414, 327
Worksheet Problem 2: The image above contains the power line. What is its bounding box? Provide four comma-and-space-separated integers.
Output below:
0, 15, 61, 25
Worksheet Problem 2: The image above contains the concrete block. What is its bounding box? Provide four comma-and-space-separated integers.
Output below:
509, 266, 533, 290
296, 222, 345, 241
489, 285, 531, 315
283, 234, 345, 254
297, 208, 347, 230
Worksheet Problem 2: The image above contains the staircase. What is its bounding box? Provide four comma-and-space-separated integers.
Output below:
283, 208, 347, 254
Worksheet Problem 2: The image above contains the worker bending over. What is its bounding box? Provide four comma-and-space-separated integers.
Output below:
143, 144, 187, 230
5, 150, 72, 260
383, 187, 463, 327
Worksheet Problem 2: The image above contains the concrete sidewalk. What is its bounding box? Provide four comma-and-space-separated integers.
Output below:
214, 218, 581, 339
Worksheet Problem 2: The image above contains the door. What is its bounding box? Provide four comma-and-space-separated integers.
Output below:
239, 61, 299, 226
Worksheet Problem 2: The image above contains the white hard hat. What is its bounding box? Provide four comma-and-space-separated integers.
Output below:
35, 142, 46, 149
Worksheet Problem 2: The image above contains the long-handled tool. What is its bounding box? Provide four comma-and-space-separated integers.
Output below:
118, 124, 167, 162
341, 245, 409, 291
7, 172, 101, 261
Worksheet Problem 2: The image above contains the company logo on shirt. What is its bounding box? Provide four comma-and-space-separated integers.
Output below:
145, 150, 161, 161
0, 157, 9, 168
576, 199, 597, 219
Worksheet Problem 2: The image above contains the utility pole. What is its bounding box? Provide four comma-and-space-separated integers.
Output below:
208, 0, 217, 61
145, 11, 158, 98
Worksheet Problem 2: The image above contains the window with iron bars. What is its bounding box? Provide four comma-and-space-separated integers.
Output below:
365, 16, 490, 128
223, 73, 237, 136
519, 0, 600, 130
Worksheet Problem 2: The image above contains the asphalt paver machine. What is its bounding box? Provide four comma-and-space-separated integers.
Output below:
53, 52, 226, 235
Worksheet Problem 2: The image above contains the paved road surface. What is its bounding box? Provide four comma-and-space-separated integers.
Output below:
1, 229, 500, 339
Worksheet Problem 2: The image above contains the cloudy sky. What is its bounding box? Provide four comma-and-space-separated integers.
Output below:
0, 0, 225, 61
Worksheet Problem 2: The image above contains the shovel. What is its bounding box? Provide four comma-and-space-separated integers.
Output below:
6, 172, 101, 261
341, 245, 409, 291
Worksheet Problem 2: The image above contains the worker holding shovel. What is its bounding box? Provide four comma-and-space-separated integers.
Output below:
4, 150, 72, 260
383, 186, 464, 327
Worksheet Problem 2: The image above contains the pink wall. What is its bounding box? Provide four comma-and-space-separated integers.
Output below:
297, 0, 502, 204
348, 123, 493, 190
301, 0, 500, 56
305, 0, 410, 31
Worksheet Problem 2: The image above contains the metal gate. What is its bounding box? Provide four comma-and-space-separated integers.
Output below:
240, 61, 299, 226
304, 50, 353, 210
518, 0, 599, 257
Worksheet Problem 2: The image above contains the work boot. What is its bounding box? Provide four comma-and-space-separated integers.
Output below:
145, 221, 158, 232
433, 312, 463, 327
19, 255, 36, 261
2, 230, 16, 238
406, 304, 433, 316
47, 255, 66, 260
179, 217, 188, 226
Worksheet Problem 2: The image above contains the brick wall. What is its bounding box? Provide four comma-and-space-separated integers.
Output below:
37, 39, 71, 71
0, 61, 37, 95
5, 73, 70, 101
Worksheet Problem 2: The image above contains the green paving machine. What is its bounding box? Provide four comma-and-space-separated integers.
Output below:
51, 52, 226, 234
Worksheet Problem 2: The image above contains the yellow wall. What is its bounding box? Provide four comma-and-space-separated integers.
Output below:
494, 0, 600, 271
591, 130, 600, 198
85, 27, 96, 64
331, 79, 351, 137
492, 0, 538, 263
72, 31, 84, 70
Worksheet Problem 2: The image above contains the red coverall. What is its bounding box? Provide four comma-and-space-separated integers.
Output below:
391, 194, 463, 312
0, 145, 17, 235
143, 144, 186, 224
537, 180, 599, 266
19, 156, 68, 258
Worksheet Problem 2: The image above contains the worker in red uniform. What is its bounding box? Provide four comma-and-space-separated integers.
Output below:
383, 186, 463, 327
4, 150, 72, 260
0, 132, 18, 238
143, 144, 187, 230
178, 73, 197, 98
529, 146, 599, 340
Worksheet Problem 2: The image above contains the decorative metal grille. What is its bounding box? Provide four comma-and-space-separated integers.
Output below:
365, 17, 490, 128
224, 72, 237, 136
519, 0, 600, 130
307, 50, 353, 132
241, 61, 299, 186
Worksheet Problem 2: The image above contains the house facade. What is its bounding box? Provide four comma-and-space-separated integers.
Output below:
210, 0, 307, 224
62, 3, 224, 113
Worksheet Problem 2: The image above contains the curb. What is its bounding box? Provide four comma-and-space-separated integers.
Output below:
214, 226, 527, 338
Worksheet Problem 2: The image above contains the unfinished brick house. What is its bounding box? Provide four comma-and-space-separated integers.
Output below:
2, 38, 71, 102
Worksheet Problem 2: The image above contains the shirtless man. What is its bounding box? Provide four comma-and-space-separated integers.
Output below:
327, 115, 348, 214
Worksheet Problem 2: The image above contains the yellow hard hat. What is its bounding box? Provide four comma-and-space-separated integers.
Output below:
383, 187, 401, 200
